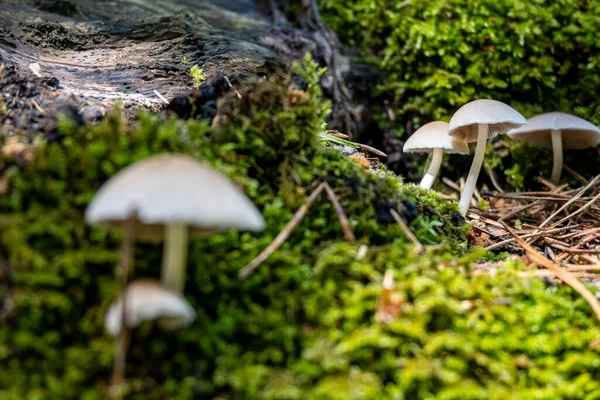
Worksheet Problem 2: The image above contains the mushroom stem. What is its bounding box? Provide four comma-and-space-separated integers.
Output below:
161, 222, 189, 293
420, 148, 443, 189
551, 129, 563, 185
110, 217, 136, 400
458, 124, 488, 215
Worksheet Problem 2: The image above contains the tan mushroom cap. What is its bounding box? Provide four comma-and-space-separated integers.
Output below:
507, 112, 600, 149
85, 154, 266, 241
403, 121, 469, 155
448, 99, 527, 142
104, 279, 195, 336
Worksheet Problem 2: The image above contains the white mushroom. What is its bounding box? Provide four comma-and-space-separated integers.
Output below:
403, 121, 469, 189
105, 279, 195, 336
85, 154, 266, 293
507, 112, 600, 185
449, 100, 526, 215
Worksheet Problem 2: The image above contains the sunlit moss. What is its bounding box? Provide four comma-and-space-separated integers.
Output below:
0, 56, 597, 400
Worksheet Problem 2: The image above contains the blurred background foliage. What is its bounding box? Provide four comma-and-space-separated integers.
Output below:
319, 0, 600, 189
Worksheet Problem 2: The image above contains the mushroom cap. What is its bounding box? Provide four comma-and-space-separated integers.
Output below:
85, 154, 266, 241
104, 279, 195, 336
448, 99, 527, 142
507, 112, 600, 149
403, 121, 469, 155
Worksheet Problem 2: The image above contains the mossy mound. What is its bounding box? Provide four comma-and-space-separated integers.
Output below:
0, 59, 598, 399
227, 245, 600, 399
0, 60, 466, 398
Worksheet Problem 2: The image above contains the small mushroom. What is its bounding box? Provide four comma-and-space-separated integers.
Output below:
507, 112, 600, 185
403, 121, 469, 189
104, 279, 195, 336
449, 100, 526, 215
85, 154, 265, 293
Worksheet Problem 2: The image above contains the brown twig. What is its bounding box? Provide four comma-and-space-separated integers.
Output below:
238, 183, 325, 279
520, 175, 600, 247
31, 98, 45, 114
537, 176, 558, 191
589, 336, 600, 350
324, 130, 349, 139
563, 164, 588, 185
389, 208, 425, 254
518, 270, 600, 279
555, 234, 598, 262
484, 226, 572, 251
442, 177, 461, 194
564, 264, 600, 272
545, 191, 600, 229
356, 143, 388, 157
485, 162, 504, 193
322, 182, 356, 243
499, 221, 600, 349
482, 190, 572, 199
558, 227, 600, 240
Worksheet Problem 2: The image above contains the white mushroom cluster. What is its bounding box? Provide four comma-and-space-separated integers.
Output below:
402, 100, 600, 216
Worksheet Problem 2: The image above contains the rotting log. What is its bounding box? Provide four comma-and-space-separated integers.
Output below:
0, 0, 362, 138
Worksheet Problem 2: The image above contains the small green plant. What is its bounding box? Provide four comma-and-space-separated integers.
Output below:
0, 98, 7, 117
410, 216, 444, 245
190, 65, 205, 89
318, 131, 359, 148
182, 56, 189, 65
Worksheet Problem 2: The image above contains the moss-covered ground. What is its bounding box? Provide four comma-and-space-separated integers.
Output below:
0, 59, 599, 399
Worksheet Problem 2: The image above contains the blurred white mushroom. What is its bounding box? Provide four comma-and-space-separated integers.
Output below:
105, 279, 195, 336
85, 154, 265, 293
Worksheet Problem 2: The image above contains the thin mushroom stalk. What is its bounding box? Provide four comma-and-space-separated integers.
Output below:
458, 124, 488, 215
161, 222, 189, 293
110, 217, 136, 400
551, 129, 563, 185
420, 148, 443, 189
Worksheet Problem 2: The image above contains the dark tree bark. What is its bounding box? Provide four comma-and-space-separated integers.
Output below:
0, 0, 363, 139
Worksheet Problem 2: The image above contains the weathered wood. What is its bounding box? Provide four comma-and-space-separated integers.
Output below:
2, 0, 360, 135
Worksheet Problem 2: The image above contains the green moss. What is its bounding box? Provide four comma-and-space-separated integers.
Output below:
0, 59, 466, 398
319, 0, 600, 188
2, 51, 598, 399
320, 0, 600, 128
216, 242, 600, 399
